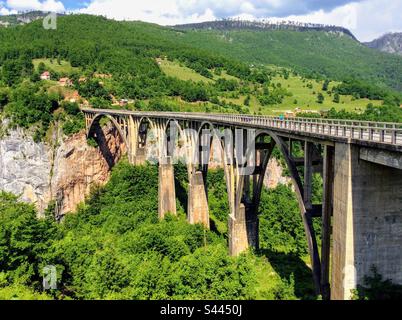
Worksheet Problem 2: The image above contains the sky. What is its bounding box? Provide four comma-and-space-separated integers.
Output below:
0, 0, 401, 42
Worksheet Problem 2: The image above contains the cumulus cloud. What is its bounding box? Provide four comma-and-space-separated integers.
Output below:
4, 0, 65, 12
76, 0, 402, 41
176, 0, 365, 19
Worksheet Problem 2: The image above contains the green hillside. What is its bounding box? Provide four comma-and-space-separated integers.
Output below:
171, 28, 402, 91
0, 14, 401, 142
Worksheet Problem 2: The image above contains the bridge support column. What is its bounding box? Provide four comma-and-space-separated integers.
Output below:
332, 143, 402, 300
158, 158, 177, 219
134, 147, 147, 166
188, 171, 210, 229
229, 205, 259, 256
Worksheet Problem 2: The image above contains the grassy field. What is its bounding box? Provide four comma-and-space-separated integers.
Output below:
157, 59, 383, 116
223, 74, 383, 116
157, 58, 240, 83
33, 58, 79, 74
157, 58, 214, 83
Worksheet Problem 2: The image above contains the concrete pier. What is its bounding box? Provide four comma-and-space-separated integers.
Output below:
332, 143, 402, 300
228, 204, 259, 256
188, 171, 210, 229
158, 158, 177, 219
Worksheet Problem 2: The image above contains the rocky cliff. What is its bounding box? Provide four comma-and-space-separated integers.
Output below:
364, 33, 402, 56
0, 122, 125, 218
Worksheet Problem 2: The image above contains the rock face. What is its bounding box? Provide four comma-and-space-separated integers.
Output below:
0, 128, 52, 214
364, 33, 402, 56
51, 125, 126, 217
0, 123, 125, 217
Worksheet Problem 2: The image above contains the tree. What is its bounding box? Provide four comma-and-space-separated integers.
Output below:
0, 89, 9, 110
322, 79, 330, 91
333, 93, 340, 103
38, 62, 46, 74
317, 93, 325, 104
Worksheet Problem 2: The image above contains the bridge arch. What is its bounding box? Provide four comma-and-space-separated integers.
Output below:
237, 129, 322, 292
87, 113, 130, 150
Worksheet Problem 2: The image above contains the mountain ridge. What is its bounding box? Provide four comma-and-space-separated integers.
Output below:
174, 19, 358, 40
364, 32, 402, 56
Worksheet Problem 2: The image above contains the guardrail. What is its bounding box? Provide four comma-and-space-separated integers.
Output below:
81, 108, 402, 146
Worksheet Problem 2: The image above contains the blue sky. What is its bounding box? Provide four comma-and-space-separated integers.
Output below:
1, 0, 401, 41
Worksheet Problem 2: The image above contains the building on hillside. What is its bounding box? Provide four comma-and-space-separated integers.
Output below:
285, 111, 296, 118
40, 71, 51, 80
64, 90, 81, 103
119, 99, 129, 107
59, 77, 73, 87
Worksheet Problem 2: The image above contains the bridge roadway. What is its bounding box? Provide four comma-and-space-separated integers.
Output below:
82, 108, 402, 152
82, 108, 402, 300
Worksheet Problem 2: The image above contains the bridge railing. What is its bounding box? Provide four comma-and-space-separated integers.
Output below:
81, 108, 402, 146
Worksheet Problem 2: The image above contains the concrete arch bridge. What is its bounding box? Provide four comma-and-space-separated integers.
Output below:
83, 108, 402, 300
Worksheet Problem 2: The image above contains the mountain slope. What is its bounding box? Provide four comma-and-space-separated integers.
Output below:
0, 14, 401, 93
168, 24, 402, 91
364, 33, 402, 56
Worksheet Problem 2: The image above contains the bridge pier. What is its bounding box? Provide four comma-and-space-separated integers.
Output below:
229, 204, 259, 256
332, 143, 402, 300
158, 158, 177, 219
134, 147, 147, 166
188, 171, 210, 228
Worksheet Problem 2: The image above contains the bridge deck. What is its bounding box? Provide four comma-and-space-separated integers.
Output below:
82, 108, 402, 152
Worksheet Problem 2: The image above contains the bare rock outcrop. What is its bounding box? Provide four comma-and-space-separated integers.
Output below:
0, 123, 125, 217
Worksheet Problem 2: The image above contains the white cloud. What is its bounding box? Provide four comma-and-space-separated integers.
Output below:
77, 0, 402, 41
78, 0, 216, 25
1, 0, 401, 41
265, 0, 402, 41
5, 0, 65, 12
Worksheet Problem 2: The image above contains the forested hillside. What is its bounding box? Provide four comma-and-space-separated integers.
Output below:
172, 26, 402, 91
0, 161, 320, 300
0, 14, 401, 145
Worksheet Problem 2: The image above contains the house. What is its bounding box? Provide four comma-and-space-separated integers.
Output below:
40, 71, 51, 80
285, 111, 296, 118
119, 99, 129, 107
64, 90, 81, 103
59, 77, 73, 87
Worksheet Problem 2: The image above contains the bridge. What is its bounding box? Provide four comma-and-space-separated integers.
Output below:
82, 108, 402, 300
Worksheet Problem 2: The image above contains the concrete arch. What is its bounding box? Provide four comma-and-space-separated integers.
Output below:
240, 129, 321, 293
87, 113, 130, 154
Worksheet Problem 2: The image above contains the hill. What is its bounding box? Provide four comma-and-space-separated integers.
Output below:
0, 14, 401, 137
174, 20, 357, 40
0, 14, 401, 91
364, 33, 402, 56
170, 22, 402, 92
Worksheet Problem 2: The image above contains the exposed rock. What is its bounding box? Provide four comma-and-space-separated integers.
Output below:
364, 33, 402, 56
0, 123, 125, 217
264, 158, 291, 189
0, 128, 52, 214
51, 125, 126, 217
